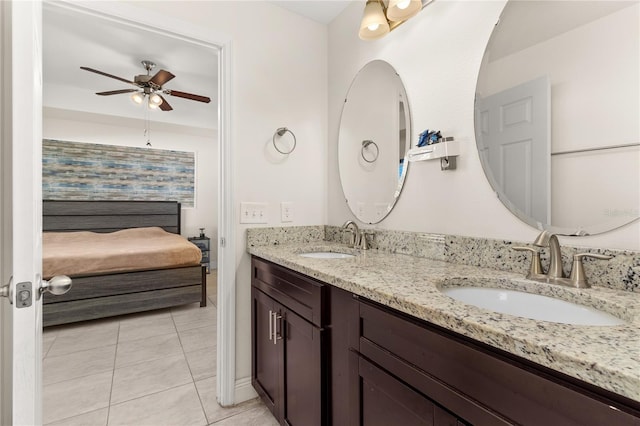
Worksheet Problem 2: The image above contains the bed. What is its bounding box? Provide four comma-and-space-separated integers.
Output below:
42, 200, 207, 327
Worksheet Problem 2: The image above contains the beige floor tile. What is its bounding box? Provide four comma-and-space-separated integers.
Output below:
209, 404, 279, 426
118, 308, 172, 325
45, 408, 108, 426
185, 346, 216, 381
43, 371, 112, 424
195, 377, 262, 424
108, 383, 207, 426
178, 325, 216, 353
118, 315, 177, 343
115, 332, 182, 368
172, 305, 217, 332
110, 354, 192, 404
43, 333, 57, 358
46, 324, 119, 358
52, 318, 119, 338
44, 345, 116, 385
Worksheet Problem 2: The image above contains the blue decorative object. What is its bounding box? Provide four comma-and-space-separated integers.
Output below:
417, 129, 442, 147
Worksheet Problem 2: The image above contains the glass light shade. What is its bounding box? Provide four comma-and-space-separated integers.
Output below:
131, 92, 144, 104
148, 101, 159, 110
386, 0, 421, 21
359, 0, 390, 40
149, 93, 163, 106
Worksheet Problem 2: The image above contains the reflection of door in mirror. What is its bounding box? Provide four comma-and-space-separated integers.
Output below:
475, 1, 639, 235
476, 76, 550, 225
339, 60, 411, 224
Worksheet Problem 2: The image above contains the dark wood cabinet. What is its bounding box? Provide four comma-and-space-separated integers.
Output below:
351, 352, 466, 426
251, 256, 640, 426
251, 257, 327, 426
353, 297, 640, 426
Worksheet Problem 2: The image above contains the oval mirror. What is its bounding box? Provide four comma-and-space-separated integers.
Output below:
339, 60, 411, 224
475, 1, 639, 235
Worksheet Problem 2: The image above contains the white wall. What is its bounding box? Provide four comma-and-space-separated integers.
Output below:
328, 0, 639, 251
126, 0, 328, 398
43, 108, 219, 259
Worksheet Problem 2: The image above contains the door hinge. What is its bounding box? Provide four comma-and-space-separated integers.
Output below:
220, 237, 226, 247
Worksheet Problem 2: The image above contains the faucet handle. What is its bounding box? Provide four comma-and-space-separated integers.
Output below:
569, 253, 613, 288
512, 246, 543, 278
360, 230, 375, 250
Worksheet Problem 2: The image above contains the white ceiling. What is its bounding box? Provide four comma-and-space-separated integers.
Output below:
43, 2, 355, 131
269, 1, 355, 24
43, 4, 219, 131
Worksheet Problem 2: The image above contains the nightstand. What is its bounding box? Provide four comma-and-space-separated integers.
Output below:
189, 233, 210, 273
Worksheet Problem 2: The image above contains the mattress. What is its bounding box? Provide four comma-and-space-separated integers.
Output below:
43, 227, 202, 278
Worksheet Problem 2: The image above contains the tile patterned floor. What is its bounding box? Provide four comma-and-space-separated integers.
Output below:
43, 272, 279, 426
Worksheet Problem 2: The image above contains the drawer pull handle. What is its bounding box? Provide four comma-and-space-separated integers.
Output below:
272, 311, 283, 344
268, 309, 274, 342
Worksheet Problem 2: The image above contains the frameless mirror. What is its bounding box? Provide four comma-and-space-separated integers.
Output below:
338, 60, 411, 224
475, 0, 639, 235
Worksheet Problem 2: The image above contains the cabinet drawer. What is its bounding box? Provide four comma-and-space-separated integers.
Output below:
358, 300, 640, 426
252, 257, 326, 327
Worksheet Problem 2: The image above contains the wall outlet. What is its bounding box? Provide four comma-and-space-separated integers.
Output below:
281, 202, 294, 223
240, 202, 268, 224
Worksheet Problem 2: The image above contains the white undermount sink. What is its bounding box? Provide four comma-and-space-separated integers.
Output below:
299, 252, 355, 259
441, 286, 626, 326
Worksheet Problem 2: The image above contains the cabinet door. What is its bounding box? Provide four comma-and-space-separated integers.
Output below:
350, 353, 468, 426
353, 353, 436, 426
251, 287, 281, 417
281, 306, 324, 426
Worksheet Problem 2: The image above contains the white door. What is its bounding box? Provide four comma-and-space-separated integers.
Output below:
476, 76, 551, 225
1, 1, 44, 424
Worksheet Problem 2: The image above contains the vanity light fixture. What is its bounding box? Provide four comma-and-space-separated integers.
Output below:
359, 0, 433, 41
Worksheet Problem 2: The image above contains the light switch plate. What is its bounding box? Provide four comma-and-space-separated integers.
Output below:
281, 202, 294, 222
240, 202, 268, 224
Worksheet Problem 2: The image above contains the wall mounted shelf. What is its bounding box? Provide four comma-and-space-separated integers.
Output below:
407, 138, 459, 162
407, 138, 459, 170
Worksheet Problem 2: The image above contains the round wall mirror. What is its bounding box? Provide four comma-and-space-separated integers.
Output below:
475, 1, 639, 235
338, 60, 411, 224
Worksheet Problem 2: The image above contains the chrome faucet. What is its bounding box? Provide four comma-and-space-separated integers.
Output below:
533, 230, 565, 280
342, 220, 361, 249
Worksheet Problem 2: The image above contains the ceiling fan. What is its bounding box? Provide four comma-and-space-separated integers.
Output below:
80, 60, 211, 111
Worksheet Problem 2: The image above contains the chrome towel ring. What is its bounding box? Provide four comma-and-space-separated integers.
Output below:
273, 127, 297, 155
361, 140, 379, 163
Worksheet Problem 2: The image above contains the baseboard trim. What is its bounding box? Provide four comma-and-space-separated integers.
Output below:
234, 376, 258, 404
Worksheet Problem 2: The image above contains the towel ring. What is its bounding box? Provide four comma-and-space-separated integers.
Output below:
273, 127, 296, 155
361, 140, 379, 163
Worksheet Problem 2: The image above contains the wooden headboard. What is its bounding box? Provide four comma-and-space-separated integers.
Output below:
43, 200, 181, 234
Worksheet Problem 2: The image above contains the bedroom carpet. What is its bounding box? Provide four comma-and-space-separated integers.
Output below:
42, 271, 278, 426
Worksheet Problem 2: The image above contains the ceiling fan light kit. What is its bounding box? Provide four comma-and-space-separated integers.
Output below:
359, 0, 433, 41
81, 60, 211, 112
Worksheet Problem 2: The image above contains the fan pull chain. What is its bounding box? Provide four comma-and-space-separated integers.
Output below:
144, 100, 152, 147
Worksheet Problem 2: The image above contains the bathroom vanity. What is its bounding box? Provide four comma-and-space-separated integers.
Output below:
249, 243, 640, 426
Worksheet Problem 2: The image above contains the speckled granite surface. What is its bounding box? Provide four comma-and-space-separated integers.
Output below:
246, 233, 640, 402
446, 235, 640, 292
247, 226, 639, 292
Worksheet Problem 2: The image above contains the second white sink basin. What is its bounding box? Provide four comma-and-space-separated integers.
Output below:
299, 252, 355, 259
441, 287, 626, 326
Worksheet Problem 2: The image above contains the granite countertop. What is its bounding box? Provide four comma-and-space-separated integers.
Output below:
248, 242, 640, 403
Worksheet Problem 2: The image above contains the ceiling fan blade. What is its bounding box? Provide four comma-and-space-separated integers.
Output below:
158, 95, 173, 111
166, 90, 211, 103
150, 70, 175, 87
96, 89, 138, 96
80, 66, 135, 85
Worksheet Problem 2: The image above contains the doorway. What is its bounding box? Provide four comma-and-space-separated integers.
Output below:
39, 1, 236, 423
